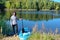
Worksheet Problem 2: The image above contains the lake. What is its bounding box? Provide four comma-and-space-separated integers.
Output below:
1, 10, 60, 34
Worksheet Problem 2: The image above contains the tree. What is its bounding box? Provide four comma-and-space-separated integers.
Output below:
5, 1, 10, 9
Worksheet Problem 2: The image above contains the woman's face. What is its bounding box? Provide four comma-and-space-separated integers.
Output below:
13, 12, 16, 16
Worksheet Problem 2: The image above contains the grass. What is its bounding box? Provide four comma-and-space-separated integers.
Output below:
28, 32, 55, 40
0, 34, 5, 40
2, 36, 20, 40
28, 32, 60, 40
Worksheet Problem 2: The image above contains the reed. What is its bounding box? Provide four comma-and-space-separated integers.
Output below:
32, 23, 38, 33
28, 22, 60, 40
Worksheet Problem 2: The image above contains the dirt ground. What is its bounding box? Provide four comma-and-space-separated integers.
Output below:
2, 35, 20, 40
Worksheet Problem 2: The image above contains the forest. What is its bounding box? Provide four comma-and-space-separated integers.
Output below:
0, 0, 60, 10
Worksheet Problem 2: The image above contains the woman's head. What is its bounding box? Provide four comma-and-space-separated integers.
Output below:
13, 12, 16, 16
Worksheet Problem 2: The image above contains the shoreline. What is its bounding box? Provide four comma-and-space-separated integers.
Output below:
4, 9, 60, 11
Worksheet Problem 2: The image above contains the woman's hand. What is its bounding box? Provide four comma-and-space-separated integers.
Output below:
19, 18, 22, 20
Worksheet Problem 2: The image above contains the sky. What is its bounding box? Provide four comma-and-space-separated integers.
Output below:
53, 0, 60, 2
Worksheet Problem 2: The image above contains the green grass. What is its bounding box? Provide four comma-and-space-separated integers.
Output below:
28, 32, 60, 40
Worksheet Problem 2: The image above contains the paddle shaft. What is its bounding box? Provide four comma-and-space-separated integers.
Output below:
22, 18, 25, 33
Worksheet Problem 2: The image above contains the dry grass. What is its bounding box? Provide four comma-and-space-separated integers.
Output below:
2, 35, 20, 40
28, 32, 60, 40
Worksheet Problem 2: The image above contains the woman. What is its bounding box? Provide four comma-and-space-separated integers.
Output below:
10, 12, 18, 36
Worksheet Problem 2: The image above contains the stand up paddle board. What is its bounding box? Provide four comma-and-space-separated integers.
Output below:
18, 27, 31, 40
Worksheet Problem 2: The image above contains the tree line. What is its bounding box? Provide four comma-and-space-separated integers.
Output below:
0, 0, 60, 10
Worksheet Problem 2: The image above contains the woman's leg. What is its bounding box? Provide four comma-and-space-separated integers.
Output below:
12, 25, 15, 34
15, 24, 18, 34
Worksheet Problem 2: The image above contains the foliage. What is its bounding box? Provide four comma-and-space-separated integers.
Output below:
0, 33, 4, 39
0, 19, 12, 35
0, 0, 60, 10
5, 1, 10, 9
28, 32, 56, 40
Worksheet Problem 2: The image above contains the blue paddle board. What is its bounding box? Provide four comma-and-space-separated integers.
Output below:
18, 27, 31, 40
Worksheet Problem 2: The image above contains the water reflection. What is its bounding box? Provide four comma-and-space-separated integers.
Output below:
0, 10, 60, 20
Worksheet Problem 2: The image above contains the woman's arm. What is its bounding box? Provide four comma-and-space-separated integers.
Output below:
10, 17, 12, 26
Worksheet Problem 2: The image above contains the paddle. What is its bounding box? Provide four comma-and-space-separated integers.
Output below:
19, 17, 31, 40
21, 18, 25, 33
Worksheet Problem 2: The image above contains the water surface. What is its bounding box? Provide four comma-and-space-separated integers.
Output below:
1, 10, 60, 34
